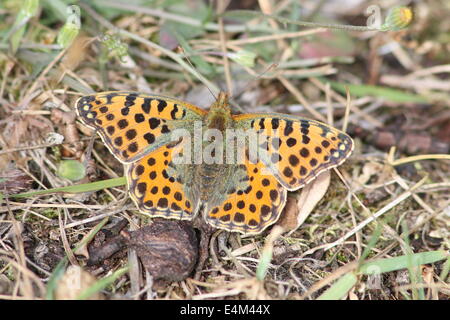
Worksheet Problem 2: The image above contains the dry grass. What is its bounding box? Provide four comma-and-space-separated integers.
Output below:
0, 0, 449, 300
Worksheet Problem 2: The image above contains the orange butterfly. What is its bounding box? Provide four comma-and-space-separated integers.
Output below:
76, 91, 353, 234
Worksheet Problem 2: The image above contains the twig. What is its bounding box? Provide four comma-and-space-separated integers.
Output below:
389, 154, 450, 167
277, 75, 327, 122
342, 86, 352, 132
217, 0, 233, 95
322, 175, 428, 252
308, 77, 383, 127
21, 47, 68, 108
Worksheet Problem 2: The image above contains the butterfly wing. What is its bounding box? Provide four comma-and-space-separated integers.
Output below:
127, 144, 197, 220
205, 158, 286, 234
76, 91, 206, 221
76, 91, 206, 163
233, 113, 354, 191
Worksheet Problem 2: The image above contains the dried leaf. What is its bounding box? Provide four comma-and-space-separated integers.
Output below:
0, 169, 33, 194
292, 171, 331, 234
275, 196, 299, 232
277, 171, 331, 234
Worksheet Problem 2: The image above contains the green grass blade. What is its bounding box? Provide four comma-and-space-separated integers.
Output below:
317, 273, 358, 300
326, 80, 428, 103
76, 266, 129, 300
402, 223, 424, 300
42, 0, 69, 21
359, 223, 383, 263
6, 0, 40, 53
359, 250, 448, 275
45, 257, 69, 300
9, 177, 126, 199
256, 227, 283, 280
256, 248, 272, 281
439, 256, 450, 282
316, 250, 447, 300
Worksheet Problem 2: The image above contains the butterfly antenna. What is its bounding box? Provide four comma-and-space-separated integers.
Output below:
179, 46, 217, 100
230, 63, 279, 101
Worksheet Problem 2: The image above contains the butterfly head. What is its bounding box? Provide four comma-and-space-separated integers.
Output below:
206, 91, 232, 131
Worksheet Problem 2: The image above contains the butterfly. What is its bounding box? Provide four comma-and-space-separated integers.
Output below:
76, 91, 353, 235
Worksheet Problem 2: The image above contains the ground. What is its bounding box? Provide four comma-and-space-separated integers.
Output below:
0, 0, 448, 300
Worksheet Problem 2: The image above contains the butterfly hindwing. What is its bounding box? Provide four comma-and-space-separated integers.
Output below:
205, 157, 287, 234
127, 144, 196, 220
233, 113, 354, 191
76, 91, 206, 163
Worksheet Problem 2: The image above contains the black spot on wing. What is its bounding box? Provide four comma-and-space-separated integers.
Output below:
284, 120, 293, 136
157, 100, 167, 113
170, 104, 179, 119
142, 98, 152, 114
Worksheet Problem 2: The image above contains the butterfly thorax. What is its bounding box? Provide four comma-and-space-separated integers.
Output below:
205, 92, 232, 131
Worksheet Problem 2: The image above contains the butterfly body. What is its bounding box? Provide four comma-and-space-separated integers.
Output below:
205, 91, 232, 131
76, 91, 353, 234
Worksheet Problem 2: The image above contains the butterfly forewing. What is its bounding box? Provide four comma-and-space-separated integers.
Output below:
76, 91, 206, 163
233, 114, 354, 191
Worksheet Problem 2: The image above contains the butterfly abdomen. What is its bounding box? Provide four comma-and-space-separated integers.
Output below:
196, 164, 226, 201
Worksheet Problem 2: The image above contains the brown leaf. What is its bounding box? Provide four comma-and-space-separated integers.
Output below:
0, 169, 33, 194
295, 171, 331, 231
275, 196, 299, 232
277, 171, 331, 233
